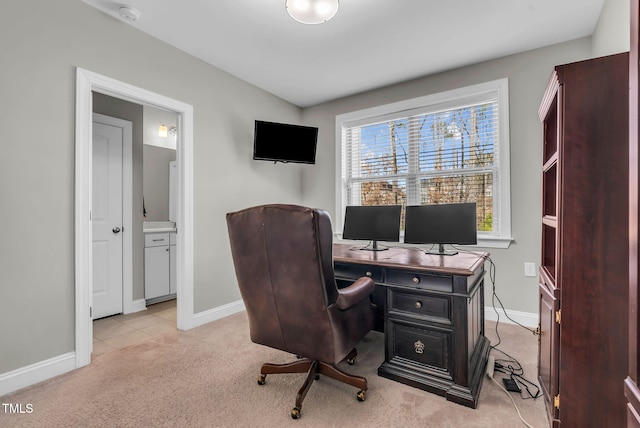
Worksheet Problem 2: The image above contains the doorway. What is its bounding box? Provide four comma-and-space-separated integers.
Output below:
75, 68, 194, 368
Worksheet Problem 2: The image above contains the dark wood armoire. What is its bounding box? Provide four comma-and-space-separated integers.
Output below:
627, 1, 640, 426
538, 52, 629, 427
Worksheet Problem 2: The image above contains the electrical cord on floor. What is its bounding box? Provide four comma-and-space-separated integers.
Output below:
489, 375, 538, 428
452, 245, 543, 422
492, 357, 541, 400
466, 249, 542, 400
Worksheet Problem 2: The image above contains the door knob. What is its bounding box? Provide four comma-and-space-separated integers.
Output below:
112, 227, 121, 234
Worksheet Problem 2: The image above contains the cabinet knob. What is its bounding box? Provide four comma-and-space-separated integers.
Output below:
415, 301, 422, 309
412, 276, 420, 284
366, 271, 372, 277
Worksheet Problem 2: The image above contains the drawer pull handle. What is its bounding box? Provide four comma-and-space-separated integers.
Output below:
412, 277, 420, 284
366, 271, 372, 277
415, 301, 422, 309
414, 340, 425, 354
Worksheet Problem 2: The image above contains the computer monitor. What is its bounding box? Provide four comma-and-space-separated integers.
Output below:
342, 205, 402, 251
404, 202, 477, 256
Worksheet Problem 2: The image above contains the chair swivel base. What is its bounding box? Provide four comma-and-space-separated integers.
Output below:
256, 349, 367, 419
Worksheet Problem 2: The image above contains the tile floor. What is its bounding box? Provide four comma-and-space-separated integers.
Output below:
92, 299, 177, 357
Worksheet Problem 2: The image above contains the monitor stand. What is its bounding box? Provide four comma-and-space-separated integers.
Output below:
358, 240, 389, 251
425, 243, 458, 256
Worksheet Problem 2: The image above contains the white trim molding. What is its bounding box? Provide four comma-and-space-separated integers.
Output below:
0, 302, 533, 396
193, 300, 246, 328
0, 352, 76, 397
130, 299, 148, 314
0, 301, 241, 396
75, 67, 195, 370
335, 78, 512, 248
484, 306, 538, 328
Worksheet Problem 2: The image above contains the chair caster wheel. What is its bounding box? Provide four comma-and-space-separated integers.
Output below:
347, 357, 355, 365
257, 374, 266, 385
291, 407, 301, 419
357, 390, 366, 401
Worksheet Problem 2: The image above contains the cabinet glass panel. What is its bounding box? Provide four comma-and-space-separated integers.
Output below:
542, 224, 556, 281
543, 96, 558, 164
543, 163, 557, 217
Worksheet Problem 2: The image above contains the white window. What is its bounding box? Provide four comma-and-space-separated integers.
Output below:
335, 79, 512, 248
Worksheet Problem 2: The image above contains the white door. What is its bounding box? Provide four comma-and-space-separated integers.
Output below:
92, 119, 124, 319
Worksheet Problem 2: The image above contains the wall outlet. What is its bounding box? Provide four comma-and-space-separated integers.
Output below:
524, 262, 536, 277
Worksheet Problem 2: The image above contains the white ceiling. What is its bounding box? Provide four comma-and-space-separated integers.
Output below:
82, 0, 605, 107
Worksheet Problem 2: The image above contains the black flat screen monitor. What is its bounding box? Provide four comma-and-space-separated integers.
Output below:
253, 120, 318, 164
342, 205, 402, 251
404, 202, 477, 256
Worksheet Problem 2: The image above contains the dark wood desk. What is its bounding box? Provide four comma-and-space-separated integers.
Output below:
333, 243, 490, 408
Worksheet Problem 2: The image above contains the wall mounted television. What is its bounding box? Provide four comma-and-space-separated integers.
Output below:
342, 205, 402, 251
253, 120, 318, 164
404, 202, 477, 256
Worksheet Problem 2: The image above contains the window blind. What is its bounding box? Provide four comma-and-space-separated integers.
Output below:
342, 99, 499, 234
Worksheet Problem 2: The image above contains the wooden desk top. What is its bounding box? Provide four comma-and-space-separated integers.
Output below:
333, 243, 489, 276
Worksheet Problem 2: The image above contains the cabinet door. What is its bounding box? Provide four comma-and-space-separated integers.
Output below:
538, 273, 560, 426
145, 246, 170, 300
628, 2, 640, 426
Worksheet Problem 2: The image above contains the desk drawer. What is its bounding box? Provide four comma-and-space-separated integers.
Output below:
388, 320, 453, 374
389, 289, 451, 322
334, 263, 383, 282
385, 270, 452, 292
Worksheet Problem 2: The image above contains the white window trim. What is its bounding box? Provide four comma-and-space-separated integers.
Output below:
335, 78, 512, 249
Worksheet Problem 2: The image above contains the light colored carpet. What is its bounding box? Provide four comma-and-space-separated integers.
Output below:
0, 312, 548, 427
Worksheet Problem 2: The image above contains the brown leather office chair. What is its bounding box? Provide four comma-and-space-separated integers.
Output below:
226, 204, 375, 419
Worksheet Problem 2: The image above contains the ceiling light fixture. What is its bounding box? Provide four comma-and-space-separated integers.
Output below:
118, 6, 141, 22
285, 0, 339, 25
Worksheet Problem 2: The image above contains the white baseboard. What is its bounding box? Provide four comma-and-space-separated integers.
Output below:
0, 301, 531, 398
0, 300, 245, 397
192, 299, 246, 328
123, 298, 147, 315
129, 299, 147, 314
485, 306, 538, 328
0, 352, 76, 397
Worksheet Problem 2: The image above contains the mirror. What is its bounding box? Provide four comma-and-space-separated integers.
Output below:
143, 106, 177, 222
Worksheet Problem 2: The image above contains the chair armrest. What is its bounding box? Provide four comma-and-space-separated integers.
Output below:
335, 277, 375, 310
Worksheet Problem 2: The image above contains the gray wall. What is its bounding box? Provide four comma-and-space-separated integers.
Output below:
301, 38, 593, 316
0, 0, 629, 377
301, 0, 629, 317
0, 0, 303, 373
593, 0, 630, 57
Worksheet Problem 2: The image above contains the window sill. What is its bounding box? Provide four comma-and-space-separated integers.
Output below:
476, 236, 513, 249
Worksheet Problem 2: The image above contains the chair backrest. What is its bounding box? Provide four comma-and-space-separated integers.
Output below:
226, 204, 339, 361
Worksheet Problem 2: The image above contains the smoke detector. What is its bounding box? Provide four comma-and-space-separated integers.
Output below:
118, 6, 140, 22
